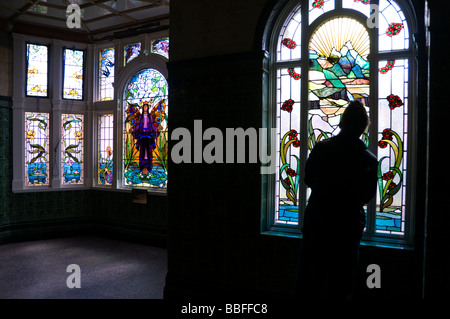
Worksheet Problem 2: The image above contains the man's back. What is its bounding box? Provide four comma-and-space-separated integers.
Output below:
302, 134, 378, 241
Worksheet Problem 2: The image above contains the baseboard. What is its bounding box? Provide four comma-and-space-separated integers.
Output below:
0, 217, 167, 247
0, 217, 94, 244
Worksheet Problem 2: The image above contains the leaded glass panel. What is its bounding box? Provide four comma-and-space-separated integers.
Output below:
151, 38, 169, 59
98, 114, 114, 186
99, 48, 115, 101
63, 48, 84, 100
26, 43, 48, 97
25, 112, 49, 186
61, 114, 84, 185
124, 43, 141, 65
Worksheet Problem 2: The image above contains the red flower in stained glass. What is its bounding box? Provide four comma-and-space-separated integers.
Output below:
281, 99, 295, 112
312, 0, 324, 9
388, 182, 397, 190
379, 60, 395, 74
378, 129, 393, 148
354, 0, 370, 4
293, 140, 300, 148
382, 128, 393, 140
288, 129, 298, 140
287, 168, 296, 177
281, 38, 297, 50
378, 141, 388, 148
284, 177, 291, 185
288, 68, 301, 80
382, 172, 394, 181
386, 94, 404, 110
386, 23, 403, 37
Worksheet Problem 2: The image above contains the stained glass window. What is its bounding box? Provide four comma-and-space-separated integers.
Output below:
26, 43, 49, 97
277, 6, 301, 61
98, 114, 114, 186
151, 38, 169, 59
308, 17, 370, 143
123, 68, 168, 189
378, 0, 409, 51
276, 67, 301, 224
99, 48, 115, 101
61, 114, 84, 185
63, 48, 84, 100
268, 0, 414, 241
124, 43, 141, 65
376, 59, 408, 234
25, 112, 49, 186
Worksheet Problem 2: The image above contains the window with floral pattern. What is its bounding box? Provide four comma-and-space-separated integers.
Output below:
264, 0, 416, 245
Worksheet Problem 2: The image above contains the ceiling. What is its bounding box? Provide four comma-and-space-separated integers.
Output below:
0, 0, 169, 43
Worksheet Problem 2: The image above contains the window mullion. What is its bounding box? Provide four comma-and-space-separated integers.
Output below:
366, 1, 380, 237
298, 3, 309, 232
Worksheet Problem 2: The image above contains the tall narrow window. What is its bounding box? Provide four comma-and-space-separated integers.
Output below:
124, 43, 141, 65
123, 68, 168, 189
265, 0, 416, 244
61, 114, 84, 185
26, 43, 49, 97
25, 112, 49, 186
151, 38, 169, 59
98, 114, 114, 186
63, 48, 84, 100
99, 48, 115, 101
308, 17, 370, 147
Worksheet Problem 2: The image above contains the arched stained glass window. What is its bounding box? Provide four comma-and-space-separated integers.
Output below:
122, 68, 168, 189
266, 0, 416, 244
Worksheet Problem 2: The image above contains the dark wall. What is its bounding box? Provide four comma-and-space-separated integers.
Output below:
165, 0, 431, 300
423, 0, 450, 299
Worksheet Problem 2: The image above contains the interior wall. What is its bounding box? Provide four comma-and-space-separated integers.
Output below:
423, 0, 450, 298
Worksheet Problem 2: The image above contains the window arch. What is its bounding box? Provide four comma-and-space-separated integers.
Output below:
121, 68, 169, 190
263, 0, 417, 245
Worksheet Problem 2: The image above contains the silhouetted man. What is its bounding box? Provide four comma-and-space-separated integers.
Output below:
297, 100, 378, 299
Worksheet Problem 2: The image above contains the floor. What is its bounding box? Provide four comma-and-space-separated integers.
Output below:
0, 235, 167, 299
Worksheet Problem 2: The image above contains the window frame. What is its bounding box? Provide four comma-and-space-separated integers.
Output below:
25, 41, 50, 98
94, 112, 116, 189
12, 32, 169, 194
262, 0, 418, 248
93, 33, 169, 194
115, 58, 169, 194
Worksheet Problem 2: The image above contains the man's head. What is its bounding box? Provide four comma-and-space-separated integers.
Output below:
339, 100, 370, 137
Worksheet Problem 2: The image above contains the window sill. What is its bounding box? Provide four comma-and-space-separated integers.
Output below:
260, 230, 414, 250
92, 185, 168, 195
12, 185, 91, 193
